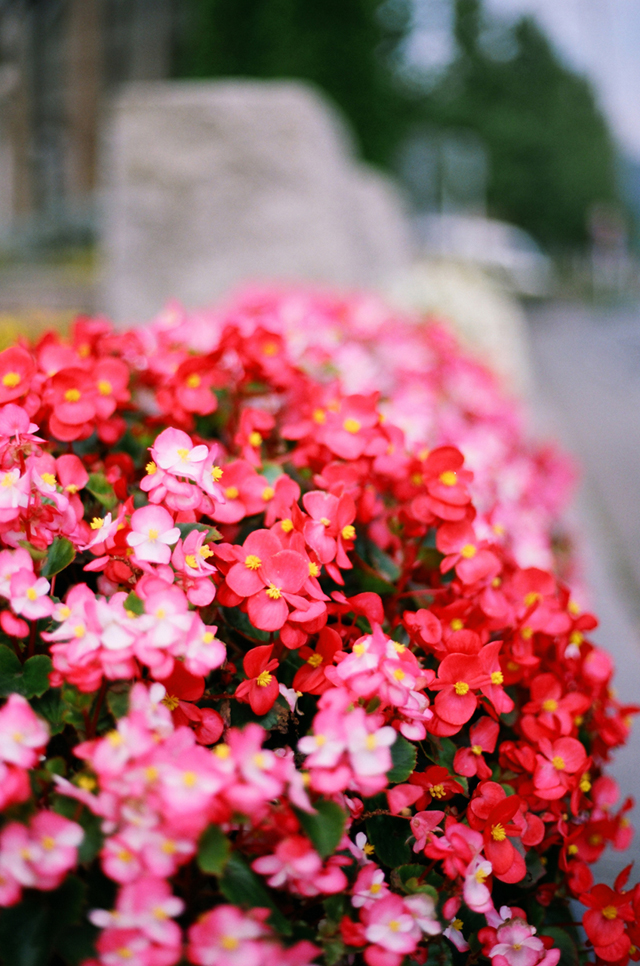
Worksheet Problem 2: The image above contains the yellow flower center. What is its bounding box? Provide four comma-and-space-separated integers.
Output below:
249, 431, 262, 447
552, 756, 566, 770
98, 380, 112, 396
182, 771, 197, 787
308, 561, 320, 577
262, 341, 278, 356
256, 671, 273, 687
225, 486, 239, 499
313, 408, 326, 424
77, 775, 95, 791
26, 588, 37, 601
370, 882, 382, 894
90, 517, 104, 530
1, 473, 14, 488
570, 631, 584, 647
461, 543, 476, 558
202, 632, 215, 643
214, 744, 230, 759
450, 618, 464, 631
472, 744, 483, 755
186, 373, 201, 389
393, 668, 405, 681
41, 835, 56, 851
64, 388, 81, 402
74, 624, 85, 638
429, 783, 446, 799
266, 584, 281, 599
453, 919, 464, 931
341, 524, 356, 540
315, 734, 326, 746
343, 418, 361, 433
388, 920, 400, 933
602, 906, 617, 921
440, 470, 457, 486
542, 699, 558, 712
491, 823, 507, 841
162, 694, 180, 711
491, 671, 504, 685
365, 734, 377, 750
147, 528, 159, 541
262, 487, 275, 501
41, 473, 56, 486
579, 774, 592, 793
475, 868, 488, 884
353, 643, 366, 656
221, 937, 239, 951
146, 461, 157, 475
2, 371, 20, 388
521, 626, 533, 639
454, 681, 470, 695
524, 592, 540, 607
245, 554, 261, 569
211, 465, 223, 480
307, 653, 323, 667
281, 518, 294, 532
320, 517, 331, 527
185, 554, 197, 569
567, 844, 578, 855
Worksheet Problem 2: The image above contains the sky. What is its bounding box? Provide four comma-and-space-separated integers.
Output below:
407, 0, 640, 162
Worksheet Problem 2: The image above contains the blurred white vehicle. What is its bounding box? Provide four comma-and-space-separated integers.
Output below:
413, 213, 552, 297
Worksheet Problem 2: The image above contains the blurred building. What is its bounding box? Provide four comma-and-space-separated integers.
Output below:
0, 0, 179, 250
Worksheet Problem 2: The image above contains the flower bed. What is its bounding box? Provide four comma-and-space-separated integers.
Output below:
0, 287, 635, 966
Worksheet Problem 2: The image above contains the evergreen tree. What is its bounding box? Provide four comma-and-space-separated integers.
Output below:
423, 0, 618, 246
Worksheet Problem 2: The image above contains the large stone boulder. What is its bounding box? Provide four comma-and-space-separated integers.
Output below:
99, 79, 412, 324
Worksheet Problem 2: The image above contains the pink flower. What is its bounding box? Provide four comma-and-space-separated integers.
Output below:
187, 904, 271, 966
489, 921, 548, 966
127, 505, 180, 564
0, 693, 48, 767
9, 568, 53, 620
362, 893, 421, 955
150, 427, 208, 481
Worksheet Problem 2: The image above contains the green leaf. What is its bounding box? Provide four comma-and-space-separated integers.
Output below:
433, 736, 456, 772
86, 473, 117, 510
176, 522, 222, 542
366, 814, 412, 867
41, 537, 76, 577
31, 689, 64, 734
387, 734, 417, 783
294, 800, 347, 859
323, 894, 345, 924
123, 591, 144, 616
0, 647, 52, 699
540, 928, 579, 966
220, 853, 291, 935
198, 824, 231, 875
107, 688, 130, 720
0, 874, 85, 966
368, 542, 401, 582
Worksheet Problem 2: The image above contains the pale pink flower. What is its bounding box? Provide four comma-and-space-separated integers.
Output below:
127, 505, 180, 564
151, 427, 208, 481
0, 693, 48, 767
9, 568, 53, 620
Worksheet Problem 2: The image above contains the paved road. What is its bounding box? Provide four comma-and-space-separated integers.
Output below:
526, 301, 640, 881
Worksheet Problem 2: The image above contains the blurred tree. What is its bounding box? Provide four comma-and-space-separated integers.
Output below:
176, 0, 416, 167
423, 0, 619, 246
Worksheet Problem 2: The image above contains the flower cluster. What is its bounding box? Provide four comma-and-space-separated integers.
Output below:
0, 287, 633, 966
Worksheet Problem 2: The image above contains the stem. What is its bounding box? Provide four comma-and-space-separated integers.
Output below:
27, 621, 37, 659
88, 679, 109, 738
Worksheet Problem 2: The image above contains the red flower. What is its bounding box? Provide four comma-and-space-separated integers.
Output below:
160, 662, 224, 744
409, 765, 464, 808
0, 345, 35, 403
453, 717, 499, 779
533, 736, 588, 800
235, 644, 279, 715
430, 653, 489, 727
581, 882, 634, 962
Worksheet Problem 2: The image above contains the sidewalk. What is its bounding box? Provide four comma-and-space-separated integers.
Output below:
526, 300, 640, 881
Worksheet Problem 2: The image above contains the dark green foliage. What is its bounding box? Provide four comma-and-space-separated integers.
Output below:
198, 823, 231, 873
176, 0, 415, 167
423, 0, 618, 246
0, 646, 52, 699
387, 733, 417, 783
294, 799, 347, 859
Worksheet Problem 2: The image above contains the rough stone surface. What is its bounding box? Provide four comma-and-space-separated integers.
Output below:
99, 79, 413, 324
